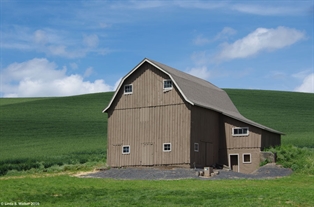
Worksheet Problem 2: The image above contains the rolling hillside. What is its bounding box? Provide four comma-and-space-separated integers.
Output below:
0, 89, 313, 174
0, 92, 113, 171
224, 89, 314, 147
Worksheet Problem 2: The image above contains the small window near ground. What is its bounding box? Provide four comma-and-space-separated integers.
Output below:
163, 143, 171, 152
243, 153, 251, 163
194, 143, 199, 152
122, 145, 130, 154
124, 84, 133, 94
163, 79, 172, 90
232, 127, 249, 136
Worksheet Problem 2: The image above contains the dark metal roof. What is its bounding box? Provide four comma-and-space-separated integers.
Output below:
104, 58, 284, 135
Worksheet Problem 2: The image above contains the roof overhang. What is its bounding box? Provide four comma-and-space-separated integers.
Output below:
193, 102, 284, 135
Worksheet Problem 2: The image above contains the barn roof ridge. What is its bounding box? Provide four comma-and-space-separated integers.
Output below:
103, 58, 283, 135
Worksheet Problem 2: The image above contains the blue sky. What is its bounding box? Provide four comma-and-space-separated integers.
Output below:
1, 0, 313, 97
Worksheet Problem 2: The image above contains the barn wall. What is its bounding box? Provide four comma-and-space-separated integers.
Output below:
226, 148, 261, 174
106, 63, 191, 167
218, 116, 263, 173
190, 106, 220, 168
222, 116, 262, 149
110, 62, 184, 110
261, 130, 281, 150
107, 104, 191, 167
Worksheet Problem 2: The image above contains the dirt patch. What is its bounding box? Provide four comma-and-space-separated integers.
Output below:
72, 170, 99, 177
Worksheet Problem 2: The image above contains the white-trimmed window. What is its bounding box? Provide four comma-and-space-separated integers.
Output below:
163, 143, 171, 152
232, 127, 249, 136
194, 143, 199, 152
122, 145, 130, 154
163, 79, 172, 90
243, 153, 251, 163
124, 84, 133, 94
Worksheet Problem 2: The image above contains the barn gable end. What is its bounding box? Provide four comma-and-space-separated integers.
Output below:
106, 61, 191, 167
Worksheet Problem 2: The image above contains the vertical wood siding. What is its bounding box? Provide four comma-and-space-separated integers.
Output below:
110, 62, 184, 110
261, 130, 281, 149
222, 116, 262, 149
218, 116, 262, 173
107, 63, 191, 167
107, 104, 191, 167
218, 116, 280, 173
190, 106, 220, 167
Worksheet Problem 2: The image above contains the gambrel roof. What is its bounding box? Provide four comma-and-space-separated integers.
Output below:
104, 58, 283, 135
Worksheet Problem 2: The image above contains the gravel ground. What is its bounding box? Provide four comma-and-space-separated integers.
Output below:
79, 163, 292, 180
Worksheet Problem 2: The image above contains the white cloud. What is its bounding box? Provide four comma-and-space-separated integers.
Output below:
232, 4, 307, 16
70, 62, 78, 70
269, 71, 287, 80
292, 70, 312, 79
191, 51, 210, 66
46, 45, 85, 58
84, 67, 94, 78
1, 26, 107, 59
294, 73, 314, 93
193, 35, 210, 46
1, 58, 113, 97
176, 1, 227, 10
215, 26, 305, 61
186, 66, 211, 80
175, 1, 307, 16
83, 34, 99, 48
214, 27, 237, 40
33, 30, 48, 44
110, 0, 167, 10
193, 27, 236, 46
99, 22, 111, 28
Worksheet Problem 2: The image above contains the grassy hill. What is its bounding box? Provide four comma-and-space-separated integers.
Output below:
224, 89, 314, 147
0, 92, 113, 174
0, 89, 313, 175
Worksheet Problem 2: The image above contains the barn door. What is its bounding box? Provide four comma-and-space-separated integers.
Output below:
205, 143, 214, 166
141, 143, 154, 165
230, 155, 239, 172
111, 144, 122, 167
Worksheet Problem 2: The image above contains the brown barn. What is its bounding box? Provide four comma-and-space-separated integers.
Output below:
103, 58, 283, 174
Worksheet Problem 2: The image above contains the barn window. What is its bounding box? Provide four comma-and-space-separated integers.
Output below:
163, 143, 171, 152
243, 153, 251, 163
122, 145, 130, 154
124, 84, 133, 94
163, 79, 172, 90
194, 143, 199, 152
232, 127, 249, 136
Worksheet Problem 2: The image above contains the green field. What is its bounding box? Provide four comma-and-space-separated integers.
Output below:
0, 89, 313, 206
0, 93, 113, 175
1, 89, 312, 165
1, 174, 314, 207
225, 89, 314, 147
0, 92, 113, 160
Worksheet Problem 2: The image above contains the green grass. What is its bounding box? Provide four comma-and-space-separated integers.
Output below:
0, 93, 113, 160
0, 92, 113, 175
0, 174, 313, 206
0, 89, 314, 206
0, 97, 48, 106
224, 89, 314, 147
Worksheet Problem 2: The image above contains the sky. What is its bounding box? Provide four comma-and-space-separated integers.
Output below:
0, 0, 313, 97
